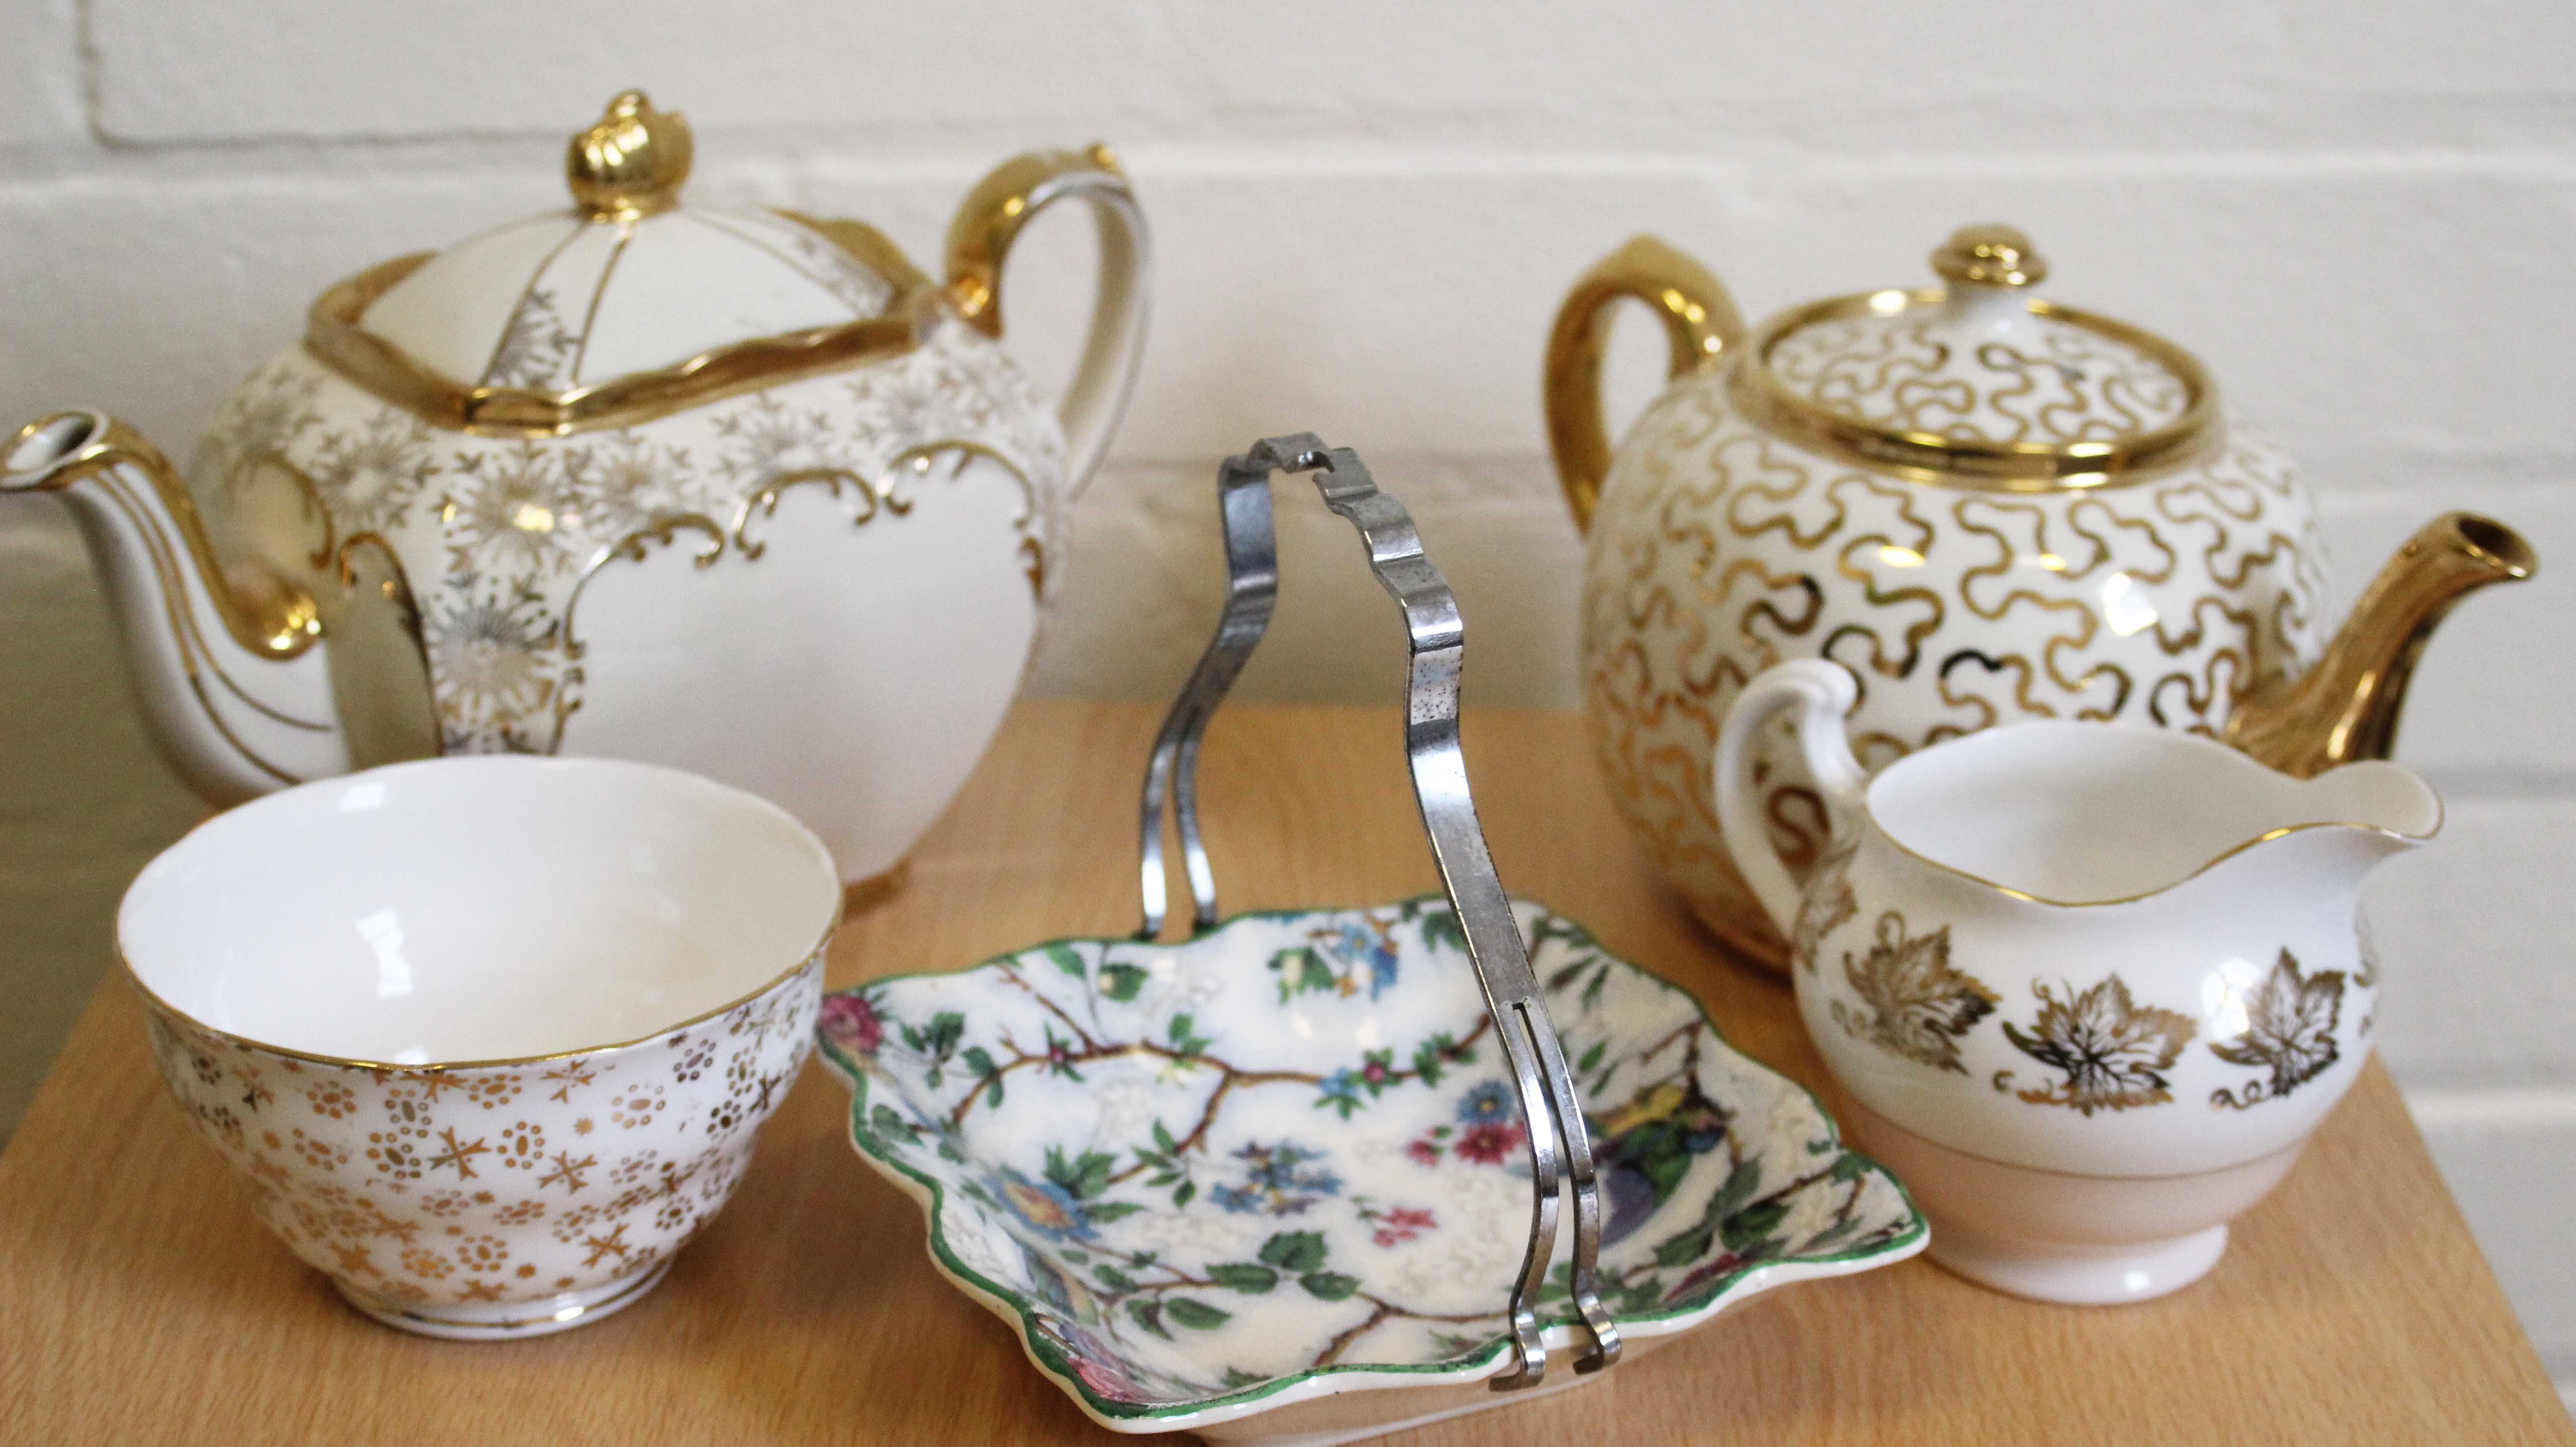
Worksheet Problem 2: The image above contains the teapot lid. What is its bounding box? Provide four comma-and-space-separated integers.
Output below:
1730, 226, 2221, 489
303, 91, 938, 438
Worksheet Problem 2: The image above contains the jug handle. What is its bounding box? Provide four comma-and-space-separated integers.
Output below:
1712, 660, 1868, 939
1541, 235, 1743, 533
945, 144, 1152, 500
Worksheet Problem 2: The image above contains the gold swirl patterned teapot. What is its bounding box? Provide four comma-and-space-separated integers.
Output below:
1544, 224, 2532, 971
3, 91, 1148, 900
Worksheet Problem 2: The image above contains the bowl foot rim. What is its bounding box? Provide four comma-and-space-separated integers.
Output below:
1928, 1221, 2229, 1305
331, 1259, 673, 1339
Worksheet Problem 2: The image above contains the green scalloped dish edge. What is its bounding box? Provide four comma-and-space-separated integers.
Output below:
816, 896, 1928, 1427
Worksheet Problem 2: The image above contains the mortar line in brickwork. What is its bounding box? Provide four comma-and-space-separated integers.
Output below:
2315, 473, 2576, 510
22, 122, 2576, 178
1107, 138, 2576, 177
2410, 770, 2576, 804
72, 0, 107, 150
2404, 1089, 2576, 1129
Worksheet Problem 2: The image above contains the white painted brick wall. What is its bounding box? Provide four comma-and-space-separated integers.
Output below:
1, 0, 2570, 1396
0, 0, 77, 144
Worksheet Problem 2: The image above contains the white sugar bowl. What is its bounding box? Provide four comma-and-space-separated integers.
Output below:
121, 755, 841, 1337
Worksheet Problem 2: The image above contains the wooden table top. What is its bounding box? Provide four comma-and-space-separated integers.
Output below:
3, 699, 2568, 1446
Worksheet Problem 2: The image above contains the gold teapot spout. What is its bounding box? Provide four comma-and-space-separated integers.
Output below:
2228, 512, 2535, 777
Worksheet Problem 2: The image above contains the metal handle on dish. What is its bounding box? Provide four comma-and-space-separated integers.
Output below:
1134, 434, 1619, 1389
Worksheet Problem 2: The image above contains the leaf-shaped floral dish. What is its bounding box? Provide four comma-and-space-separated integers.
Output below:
818, 899, 1925, 1446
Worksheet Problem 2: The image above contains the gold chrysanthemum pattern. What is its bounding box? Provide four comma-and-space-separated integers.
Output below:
208, 321, 1062, 754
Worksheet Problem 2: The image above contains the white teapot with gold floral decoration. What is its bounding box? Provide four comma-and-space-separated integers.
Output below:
4, 91, 1147, 899
1544, 225, 2530, 970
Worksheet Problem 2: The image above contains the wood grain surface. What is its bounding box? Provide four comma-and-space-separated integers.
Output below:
2, 700, 2567, 1446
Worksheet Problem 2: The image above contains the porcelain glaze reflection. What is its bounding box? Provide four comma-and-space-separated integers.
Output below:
819, 900, 1925, 1445
1716, 660, 2436, 1302
120, 756, 840, 1337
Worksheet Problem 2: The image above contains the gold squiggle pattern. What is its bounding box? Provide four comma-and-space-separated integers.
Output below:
1579, 370, 2325, 965
2065, 495, 2176, 585
1769, 313, 2189, 447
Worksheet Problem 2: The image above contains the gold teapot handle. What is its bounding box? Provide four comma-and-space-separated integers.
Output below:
1541, 236, 1743, 532
945, 145, 1150, 499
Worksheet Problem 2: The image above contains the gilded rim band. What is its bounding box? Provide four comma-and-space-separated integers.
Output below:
1862, 804, 2442, 912
305, 245, 939, 441
1728, 288, 2225, 492
123, 889, 845, 1075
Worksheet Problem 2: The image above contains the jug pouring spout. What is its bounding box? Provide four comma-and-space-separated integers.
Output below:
4, 410, 350, 800
1715, 659, 2442, 932
2229, 512, 2534, 778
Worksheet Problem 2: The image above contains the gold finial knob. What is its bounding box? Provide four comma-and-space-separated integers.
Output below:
1931, 225, 2047, 288
567, 90, 692, 222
